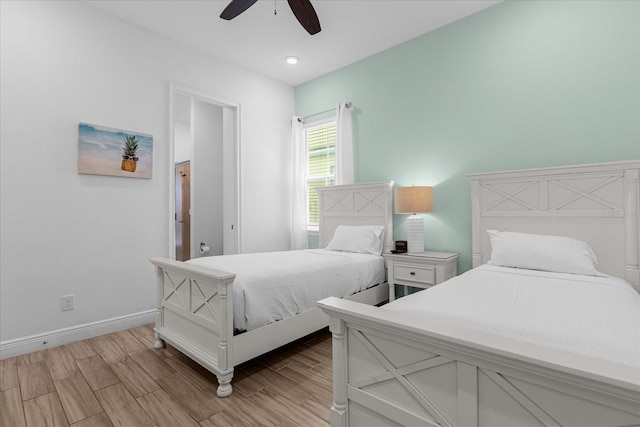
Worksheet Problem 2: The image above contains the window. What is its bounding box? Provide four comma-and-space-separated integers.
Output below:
305, 120, 336, 229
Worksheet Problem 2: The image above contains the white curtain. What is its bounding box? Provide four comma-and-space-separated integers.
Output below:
290, 116, 308, 250
335, 102, 354, 185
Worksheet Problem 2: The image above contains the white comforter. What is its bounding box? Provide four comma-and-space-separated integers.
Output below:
189, 249, 384, 332
384, 265, 640, 367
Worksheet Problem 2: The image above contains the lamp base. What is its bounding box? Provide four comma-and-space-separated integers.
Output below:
406, 215, 424, 253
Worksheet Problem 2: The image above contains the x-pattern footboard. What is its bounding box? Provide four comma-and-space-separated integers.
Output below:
191, 279, 221, 325
321, 298, 640, 427
162, 272, 189, 309
350, 330, 453, 426
351, 329, 568, 426
160, 266, 226, 327
150, 258, 236, 397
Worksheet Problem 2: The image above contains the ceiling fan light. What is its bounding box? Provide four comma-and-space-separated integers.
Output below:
286, 56, 299, 65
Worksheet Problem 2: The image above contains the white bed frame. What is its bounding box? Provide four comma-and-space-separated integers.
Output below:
150, 181, 393, 397
318, 161, 640, 427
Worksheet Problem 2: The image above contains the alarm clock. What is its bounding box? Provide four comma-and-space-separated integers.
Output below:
391, 240, 407, 254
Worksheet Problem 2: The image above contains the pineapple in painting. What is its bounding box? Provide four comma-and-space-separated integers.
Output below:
121, 135, 139, 172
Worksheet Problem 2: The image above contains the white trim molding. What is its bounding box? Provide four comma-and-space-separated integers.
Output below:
0, 310, 155, 359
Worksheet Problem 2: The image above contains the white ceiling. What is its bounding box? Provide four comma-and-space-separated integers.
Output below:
87, 0, 502, 87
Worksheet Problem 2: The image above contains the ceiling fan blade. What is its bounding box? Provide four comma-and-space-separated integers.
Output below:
287, 0, 321, 35
220, 0, 258, 20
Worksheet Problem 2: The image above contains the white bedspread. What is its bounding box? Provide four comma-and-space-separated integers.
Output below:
384, 265, 640, 367
189, 249, 384, 332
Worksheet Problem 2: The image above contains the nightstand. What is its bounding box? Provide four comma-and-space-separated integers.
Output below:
384, 252, 460, 301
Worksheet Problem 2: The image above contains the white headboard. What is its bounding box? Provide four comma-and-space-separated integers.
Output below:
316, 181, 394, 253
467, 161, 640, 291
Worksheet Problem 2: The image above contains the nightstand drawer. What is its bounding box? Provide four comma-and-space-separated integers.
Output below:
395, 263, 435, 285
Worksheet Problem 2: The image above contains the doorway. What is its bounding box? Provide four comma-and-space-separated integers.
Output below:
170, 83, 241, 260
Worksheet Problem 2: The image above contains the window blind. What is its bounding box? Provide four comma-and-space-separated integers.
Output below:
305, 122, 336, 226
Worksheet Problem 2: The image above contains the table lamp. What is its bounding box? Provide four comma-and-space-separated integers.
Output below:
395, 186, 434, 253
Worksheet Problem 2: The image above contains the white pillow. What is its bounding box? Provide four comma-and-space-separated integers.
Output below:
487, 230, 601, 276
326, 225, 385, 255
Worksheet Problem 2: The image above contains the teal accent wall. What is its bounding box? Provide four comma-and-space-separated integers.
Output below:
295, 0, 640, 272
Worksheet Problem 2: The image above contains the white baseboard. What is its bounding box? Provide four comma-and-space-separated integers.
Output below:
0, 309, 156, 360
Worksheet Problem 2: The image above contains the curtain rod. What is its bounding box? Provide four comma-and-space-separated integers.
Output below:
297, 102, 352, 122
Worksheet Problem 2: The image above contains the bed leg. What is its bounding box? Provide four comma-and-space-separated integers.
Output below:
154, 332, 166, 349
216, 370, 234, 397
329, 317, 348, 427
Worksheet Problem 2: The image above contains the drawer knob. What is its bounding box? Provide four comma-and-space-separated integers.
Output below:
410, 271, 416, 275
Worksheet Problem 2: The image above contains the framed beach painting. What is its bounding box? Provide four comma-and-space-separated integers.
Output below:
78, 122, 153, 178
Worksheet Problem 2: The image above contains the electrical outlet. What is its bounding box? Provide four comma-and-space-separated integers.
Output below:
62, 295, 74, 311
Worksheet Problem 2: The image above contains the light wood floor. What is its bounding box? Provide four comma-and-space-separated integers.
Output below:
0, 324, 333, 427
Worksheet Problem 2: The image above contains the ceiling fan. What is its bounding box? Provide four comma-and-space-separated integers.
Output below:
220, 0, 321, 35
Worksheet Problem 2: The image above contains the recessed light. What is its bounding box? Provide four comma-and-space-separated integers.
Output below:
286, 56, 298, 65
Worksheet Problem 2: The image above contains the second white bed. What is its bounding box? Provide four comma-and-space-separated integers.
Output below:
188, 249, 385, 332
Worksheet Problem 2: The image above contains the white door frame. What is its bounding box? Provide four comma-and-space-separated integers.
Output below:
168, 82, 242, 259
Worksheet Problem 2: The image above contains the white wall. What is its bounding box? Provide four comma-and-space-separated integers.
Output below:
174, 94, 192, 164
0, 0, 294, 355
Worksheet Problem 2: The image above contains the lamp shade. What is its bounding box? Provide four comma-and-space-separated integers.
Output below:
395, 186, 434, 214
